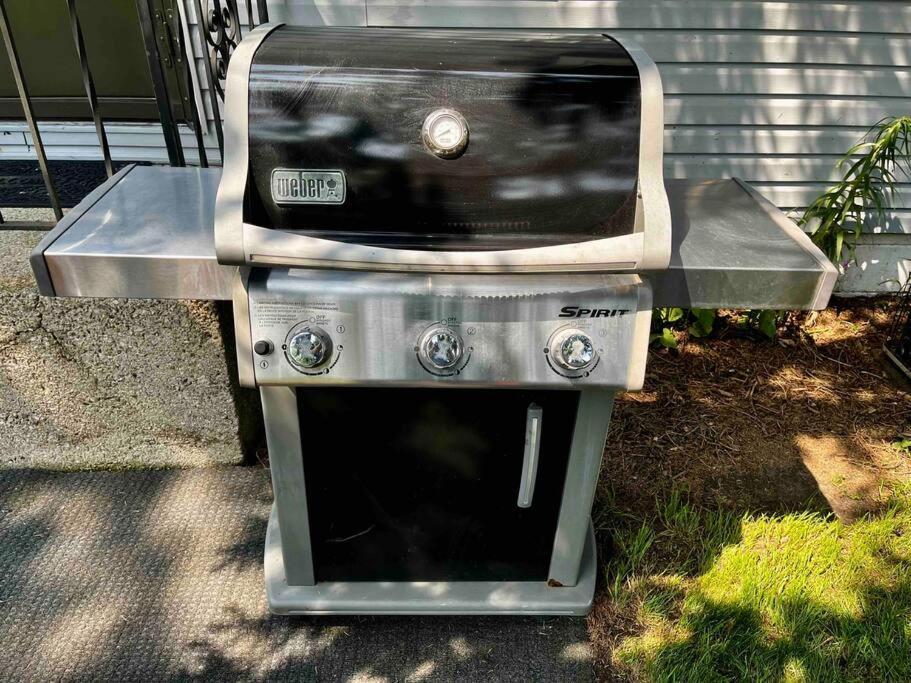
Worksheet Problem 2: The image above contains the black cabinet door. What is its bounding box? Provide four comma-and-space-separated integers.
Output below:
0, 0, 175, 121
297, 387, 579, 582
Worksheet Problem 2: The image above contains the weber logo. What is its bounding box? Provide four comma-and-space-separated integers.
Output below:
559, 306, 630, 318
271, 169, 346, 205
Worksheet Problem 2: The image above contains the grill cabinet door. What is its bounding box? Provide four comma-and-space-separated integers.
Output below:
298, 387, 578, 582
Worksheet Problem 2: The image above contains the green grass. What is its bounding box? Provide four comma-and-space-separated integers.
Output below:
601, 488, 911, 682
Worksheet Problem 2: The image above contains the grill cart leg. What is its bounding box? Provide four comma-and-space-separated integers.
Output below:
548, 390, 614, 587
261, 386, 315, 586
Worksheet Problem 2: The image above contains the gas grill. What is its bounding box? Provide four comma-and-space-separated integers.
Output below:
221, 25, 666, 615
30, 23, 837, 617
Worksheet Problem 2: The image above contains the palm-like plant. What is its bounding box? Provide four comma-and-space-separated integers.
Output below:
801, 116, 911, 265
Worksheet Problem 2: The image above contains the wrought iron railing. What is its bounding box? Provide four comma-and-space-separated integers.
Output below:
0, 0, 63, 225
0, 0, 266, 228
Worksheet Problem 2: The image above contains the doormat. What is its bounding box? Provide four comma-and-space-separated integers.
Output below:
0, 160, 145, 208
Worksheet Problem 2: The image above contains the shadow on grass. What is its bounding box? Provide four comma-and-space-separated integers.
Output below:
593, 488, 911, 682
632, 582, 911, 682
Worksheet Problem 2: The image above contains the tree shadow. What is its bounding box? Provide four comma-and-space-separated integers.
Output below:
593, 485, 911, 681
636, 580, 911, 682
191, 491, 595, 681
183, 606, 593, 681
605, 299, 911, 522
0, 468, 595, 681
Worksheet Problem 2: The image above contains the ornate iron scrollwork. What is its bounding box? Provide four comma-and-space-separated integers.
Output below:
198, 0, 240, 101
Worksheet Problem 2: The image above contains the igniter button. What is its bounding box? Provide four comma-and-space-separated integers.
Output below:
254, 339, 273, 356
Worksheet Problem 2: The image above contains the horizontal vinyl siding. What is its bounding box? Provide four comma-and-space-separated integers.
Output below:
364, 1, 911, 33
0, 123, 216, 165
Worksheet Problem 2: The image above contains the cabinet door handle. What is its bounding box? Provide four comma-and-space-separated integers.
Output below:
517, 403, 543, 508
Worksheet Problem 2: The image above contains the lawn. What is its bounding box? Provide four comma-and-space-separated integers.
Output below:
593, 488, 911, 682
589, 299, 911, 682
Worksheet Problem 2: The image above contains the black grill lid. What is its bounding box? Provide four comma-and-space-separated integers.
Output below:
244, 27, 641, 251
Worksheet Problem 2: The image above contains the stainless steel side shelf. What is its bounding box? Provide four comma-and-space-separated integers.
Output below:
30, 165, 836, 310
31, 165, 231, 300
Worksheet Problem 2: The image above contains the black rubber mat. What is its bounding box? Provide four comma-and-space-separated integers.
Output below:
0, 468, 594, 681
0, 160, 141, 208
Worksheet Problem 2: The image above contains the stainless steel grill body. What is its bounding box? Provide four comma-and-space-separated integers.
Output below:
212, 24, 666, 615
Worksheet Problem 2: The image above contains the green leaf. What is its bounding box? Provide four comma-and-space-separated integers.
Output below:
650, 330, 672, 348
665, 307, 685, 323
688, 308, 716, 338
757, 310, 780, 339
658, 327, 677, 349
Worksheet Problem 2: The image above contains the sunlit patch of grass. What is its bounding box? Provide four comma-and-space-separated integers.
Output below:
602, 487, 911, 682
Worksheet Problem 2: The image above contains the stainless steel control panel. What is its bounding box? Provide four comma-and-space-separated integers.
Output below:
236, 269, 652, 389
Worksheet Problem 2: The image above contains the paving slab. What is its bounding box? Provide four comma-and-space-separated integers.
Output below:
1, 229, 251, 470
0, 467, 594, 681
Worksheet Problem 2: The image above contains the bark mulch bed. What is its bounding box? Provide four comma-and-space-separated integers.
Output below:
588, 296, 911, 679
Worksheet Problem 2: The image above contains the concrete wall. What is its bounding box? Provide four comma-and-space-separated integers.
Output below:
0, 231, 254, 469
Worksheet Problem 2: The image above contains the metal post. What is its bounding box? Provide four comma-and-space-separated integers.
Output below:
255, 0, 268, 23
261, 386, 316, 586
548, 389, 615, 587
0, 1, 63, 220
193, 0, 224, 155
169, 2, 207, 166
243, 0, 254, 31
135, 0, 185, 166
66, 0, 113, 178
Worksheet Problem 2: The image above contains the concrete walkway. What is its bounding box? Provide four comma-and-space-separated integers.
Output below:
0, 468, 594, 681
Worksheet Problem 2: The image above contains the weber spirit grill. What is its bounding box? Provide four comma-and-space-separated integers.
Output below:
30, 22, 836, 617
219, 25, 666, 614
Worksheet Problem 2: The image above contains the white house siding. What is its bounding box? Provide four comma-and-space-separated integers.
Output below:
8, 0, 911, 292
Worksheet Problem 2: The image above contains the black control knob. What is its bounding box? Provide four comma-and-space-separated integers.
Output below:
254, 339, 273, 356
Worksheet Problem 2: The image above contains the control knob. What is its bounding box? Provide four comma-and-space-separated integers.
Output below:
550, 328, 596, 371
287, 326, 332, 370
420, 326, 464, 370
